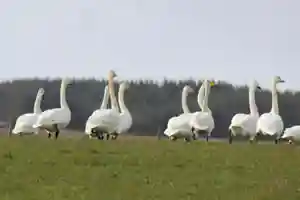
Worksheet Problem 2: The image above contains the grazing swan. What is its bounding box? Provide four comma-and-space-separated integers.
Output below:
85, 85, 109, 139
255, 76, 285, 144
164, 85, 196, 141
281, 126, 300, 144
110, 81, 132, 140
33, 78, 72, 139
87, 70, 120, 139
189, 80, 215, 142
228, 80, 261, 143
12, 88, 45, 135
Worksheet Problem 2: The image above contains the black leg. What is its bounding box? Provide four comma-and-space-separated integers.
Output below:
111, 134, 117, 140
97, 133, 104, 140
47, 131, 52, 138
106, 134, 110, 140
55, 130, 59, 139
191, 127, 195, 133
206, 133, 209, 142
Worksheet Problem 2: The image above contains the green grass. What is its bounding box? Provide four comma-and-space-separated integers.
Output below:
0, 136, 300, 200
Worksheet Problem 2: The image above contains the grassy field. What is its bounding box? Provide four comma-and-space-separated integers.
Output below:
0, 134, 300, 200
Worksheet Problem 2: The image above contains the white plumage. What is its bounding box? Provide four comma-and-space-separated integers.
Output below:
12, 88, 45, 135
228, 80, 261, 143
33, 78, 72, 139
256, 76, 285, 143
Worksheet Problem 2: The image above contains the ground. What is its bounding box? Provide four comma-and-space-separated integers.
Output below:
0, 132, 300, 200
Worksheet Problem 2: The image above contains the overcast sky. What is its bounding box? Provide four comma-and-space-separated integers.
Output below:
0, 0, 299, 90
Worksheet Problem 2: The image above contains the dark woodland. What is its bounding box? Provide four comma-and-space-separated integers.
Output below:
0, 78, 299, 137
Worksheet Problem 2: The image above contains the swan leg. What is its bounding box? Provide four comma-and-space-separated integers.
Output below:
54, 124, 59, 139
106, 134, 110, 140
46, 130, 52, 138
192, 133, 196, 140
206, 133, 209, 142
288, 139, 293, 144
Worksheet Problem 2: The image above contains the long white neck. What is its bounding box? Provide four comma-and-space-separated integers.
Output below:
118, 84, 129, 114
100, 86, 109, 109
271, 80, 279, 114
249, 84, 258, 115
108, 76, 119, 112
202, 81, 211, 113
60, 80, 69, 110
33, 92, 43, 114
182, 88, 191, 113
197, 82, 205, 111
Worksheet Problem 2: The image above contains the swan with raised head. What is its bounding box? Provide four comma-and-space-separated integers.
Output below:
12, 88, 45, 135
109, 81, 132, 140
87, 70, 120, 139
255, 76, 285, 144
189, 80, 215, 142
228, 80, 261, 143
85, 85, 109, 139
164, 85, 196, 141
33, 78, 72, 139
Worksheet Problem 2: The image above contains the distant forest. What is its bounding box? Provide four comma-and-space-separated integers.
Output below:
0, 78, 299, 137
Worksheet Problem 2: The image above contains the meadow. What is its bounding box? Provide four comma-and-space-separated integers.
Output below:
0, 132, 300, 200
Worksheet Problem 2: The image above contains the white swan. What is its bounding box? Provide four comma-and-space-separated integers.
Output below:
255, 76, 285, 144
164, 85, 201, 141
12, 88, 45, 135
87, 70, 120, 139
85, 85, 109, 139
189, 79, 215, 142
109, 81, 132, 140
281, 126, 300, 144
228, 80, 261, 143
33, 78, 72, 139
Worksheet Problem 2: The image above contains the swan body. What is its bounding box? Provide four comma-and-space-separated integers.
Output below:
164, 85, 196, 141
189, 80, 215, 141
33, 78, 72, 139
256, 76, 285, 143
88, 70, 120, 138
12, 88, 45, 135
115, 81, 132, 135
281, 126, 300, 143
228, 80, 261, 143
85, 85, 109, 137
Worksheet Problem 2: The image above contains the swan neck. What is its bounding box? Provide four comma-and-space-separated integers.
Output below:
108, 77, 119, 112
197, 83, 205, 111
33, 92, 43, 113
271, 81, 279, 114
118, 85, 129, 113
202, 82, 211, 113
100, 87, 109, 109
249, 85, 258, 115
60, 81, 69, 110
182, 89, 191, 113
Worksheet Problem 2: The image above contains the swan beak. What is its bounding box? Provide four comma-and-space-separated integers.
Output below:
257, 86, 262, 90
279, 80, 285, 83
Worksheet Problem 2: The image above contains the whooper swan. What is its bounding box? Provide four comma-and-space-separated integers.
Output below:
189, 79, 215, 141
12, 88, 45, 135
85, 85, 109, 139
33, 78, 72, 139
255, 76, 284, 144
228, 80, 261, 143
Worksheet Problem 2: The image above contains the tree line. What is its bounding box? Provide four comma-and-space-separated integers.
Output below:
0, 78, 299, 137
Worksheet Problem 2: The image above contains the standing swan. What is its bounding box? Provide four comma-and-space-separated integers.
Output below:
228, 80, 261, 143
164, 85, 195, 141
110, 81, 132, 140
33, 78, 72, 139
12, 88, 45, 135
88, 70, 120, 138
255, 76, 285, 144
85, 85, 109, 139
189, 80, 215, 142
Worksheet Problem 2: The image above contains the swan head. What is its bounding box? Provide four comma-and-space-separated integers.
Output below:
252, 80, 261, 90
62, 78, 73, 86
108, 70, 117, 79
183, 85, 194, 93
120, 81, 130, 90
37, 88, 45, 95
274, 76, 285, 84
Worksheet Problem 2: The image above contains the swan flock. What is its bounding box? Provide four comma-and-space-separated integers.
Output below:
10, 71, 299, 144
